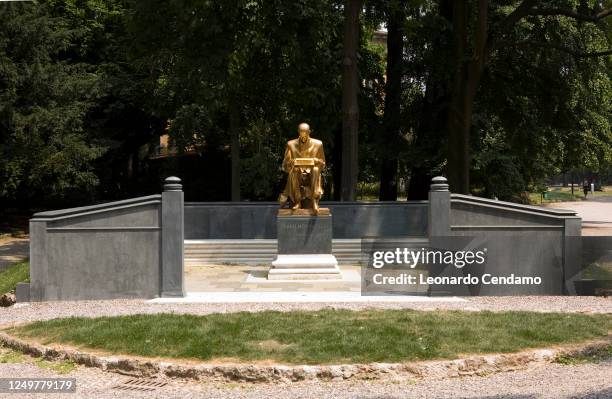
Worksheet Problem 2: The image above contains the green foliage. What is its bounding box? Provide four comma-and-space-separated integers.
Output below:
471, 0, 612, 197
471, 118, 527, 201
0, 1, 114, 207
0, 0, 167, 208
129, 0, 384, 199
10, 310, 612, 364
581, 263, 612, 280
1, 0, 611, 205
0, 348, 25, 364
556, 345, 612, 365
402, 0, 612, 198
0, 345, 75, 373
35, 358, 76, 374
357, 181, 380, 199
0, 261, 29, 294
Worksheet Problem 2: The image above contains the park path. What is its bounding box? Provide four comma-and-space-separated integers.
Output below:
0, 237, 28, 272
544, 198, 612, 235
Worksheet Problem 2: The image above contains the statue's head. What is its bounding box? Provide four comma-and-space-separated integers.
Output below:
298, 123, 310, 143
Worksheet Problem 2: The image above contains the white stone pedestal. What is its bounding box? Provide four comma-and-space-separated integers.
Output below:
268, 254, 342, 280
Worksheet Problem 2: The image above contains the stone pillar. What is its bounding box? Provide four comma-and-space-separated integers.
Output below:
562, 217, 582, 295
428, 176, 451, 237
161, 176, 185, 297
26, 219, 48, 302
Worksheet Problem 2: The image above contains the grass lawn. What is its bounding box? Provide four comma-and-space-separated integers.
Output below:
8, 310, 612, 364
0, 346, 75, 374
556, 344, 612, 365
0, 261, 29, 294
529, 185, 612, 204
529, 190, 584, 204
582, 263, 612, 280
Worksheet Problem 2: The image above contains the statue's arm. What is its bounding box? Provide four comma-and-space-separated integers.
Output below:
315, 143, 325, 168
282, 144, 293, 172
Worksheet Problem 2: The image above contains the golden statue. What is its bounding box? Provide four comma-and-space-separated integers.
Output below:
279, 123, 328, 215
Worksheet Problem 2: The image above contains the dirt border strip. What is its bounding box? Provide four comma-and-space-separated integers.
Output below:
0, 332, 609, 383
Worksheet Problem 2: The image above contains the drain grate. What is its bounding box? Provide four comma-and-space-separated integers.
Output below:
112, 378, 168, 392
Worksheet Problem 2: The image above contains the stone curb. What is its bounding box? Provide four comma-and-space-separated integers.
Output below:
0, 332, 609, 383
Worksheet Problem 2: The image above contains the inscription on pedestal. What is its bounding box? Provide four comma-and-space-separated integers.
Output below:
277, 215, 332, 254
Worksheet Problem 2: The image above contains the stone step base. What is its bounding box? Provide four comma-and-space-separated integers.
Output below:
184, 238, 429, 266
269, 255, 341, 280
271, 254, 338, 268
185, 239, 361, 265
267, 268, 343, 280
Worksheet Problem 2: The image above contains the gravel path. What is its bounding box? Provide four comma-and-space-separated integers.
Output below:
0, 352, 610, 398
1, 296, 611, 326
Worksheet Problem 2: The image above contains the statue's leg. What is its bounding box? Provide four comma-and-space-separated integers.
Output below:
311, 166, 322, 214
289, 168, 302, 209
278, 179, 290, 206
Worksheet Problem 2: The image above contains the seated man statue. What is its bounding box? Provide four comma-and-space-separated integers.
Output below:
278, 123, 325, 215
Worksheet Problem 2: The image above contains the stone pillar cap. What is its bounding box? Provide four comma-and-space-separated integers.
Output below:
164, 176, 182, 191
430, 176, 449, 192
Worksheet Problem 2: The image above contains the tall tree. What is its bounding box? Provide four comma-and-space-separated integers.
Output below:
446, 0, 612, 193
341, 0, 362, 201
446, 0, 488, 194
378, 0, 405, 200
0, 0, 132, 209
130, 0, 358, 201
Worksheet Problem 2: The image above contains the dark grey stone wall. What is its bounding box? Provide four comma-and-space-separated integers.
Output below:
441, 192, 581, 295
25, 175, 593, 300
184, 201, 428, 239
450, 195, 574, 227
451, 229, 565, 295
29, 195, 163, 301
27, 177, 186, 302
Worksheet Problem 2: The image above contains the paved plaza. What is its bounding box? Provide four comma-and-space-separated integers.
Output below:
185, 264, 362, 292
546, 197, 612, 235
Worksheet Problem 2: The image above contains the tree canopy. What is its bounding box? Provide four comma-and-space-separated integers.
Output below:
0, 0, 610, 210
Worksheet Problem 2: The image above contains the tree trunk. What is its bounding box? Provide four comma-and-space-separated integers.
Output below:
379, 1, 404, 201
332, 125, 343, 200
127, 153, 133, 180
341, 0, 361, 201
229, 104, 240, 202
406, 0, 453, 200
406, 169, 432, 199
447, 0, 488, 194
